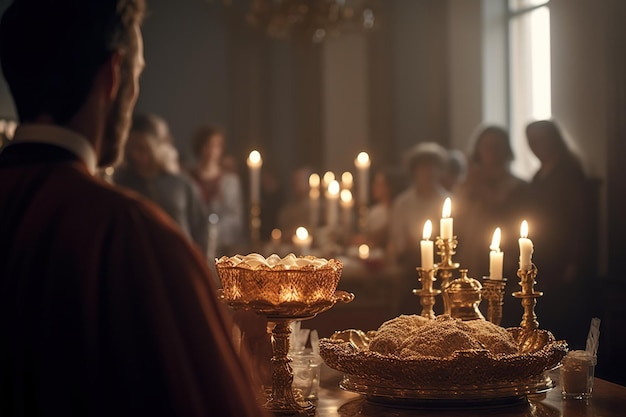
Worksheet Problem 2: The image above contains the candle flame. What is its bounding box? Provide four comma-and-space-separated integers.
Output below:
442, 197, 452, 218
340, 189, 353, 203
341, 171, 354, 188
247, 150, 262, 165
322, 171, 335, 186
328, 180, 340, 196
355, 151, 371, 168
520, 220, 529, 238
490, 227, 501, 251
295, 226, 309, 240
309, 173, 320, 188
271, 228, 282, 241
422, 220, 432, 240
358, 244, 370, 259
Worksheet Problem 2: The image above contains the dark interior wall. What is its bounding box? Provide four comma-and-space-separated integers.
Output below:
135, 0, 230, 166
390, 0, 450, 156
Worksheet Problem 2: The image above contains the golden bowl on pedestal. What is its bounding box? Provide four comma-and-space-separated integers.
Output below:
215, 254, 348, 318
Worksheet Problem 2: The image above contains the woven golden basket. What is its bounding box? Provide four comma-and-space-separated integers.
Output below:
320, 326, 567, 388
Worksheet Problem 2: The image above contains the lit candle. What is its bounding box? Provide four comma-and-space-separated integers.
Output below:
420, 220, 434, 270
440, 197, 453, 239
326, 180, 340, 228
271, 228, 282, 246
340, 189, 354, 232
489, 227, 504, 279
322, 171, 335, 188
309, 173, 321, 228
309, 173, 320, 190
292, 226, 312, 254
358, 243, 370, 260
341, 171, 354, 190
246, 150, 262, 204
354, 152, 371, 205
518, 220, 534, 270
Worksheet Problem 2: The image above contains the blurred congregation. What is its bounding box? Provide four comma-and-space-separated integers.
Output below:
1, 0, 626, 389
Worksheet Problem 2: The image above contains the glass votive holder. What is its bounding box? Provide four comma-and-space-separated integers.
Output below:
290, 349, 323, 401
560, 350, 597, 400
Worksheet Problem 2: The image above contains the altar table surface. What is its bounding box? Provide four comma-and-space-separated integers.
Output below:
314, 368, 626, 417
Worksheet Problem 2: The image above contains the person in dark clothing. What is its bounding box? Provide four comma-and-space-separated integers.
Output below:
525, 119, 592, 349
0, 1, 268, 416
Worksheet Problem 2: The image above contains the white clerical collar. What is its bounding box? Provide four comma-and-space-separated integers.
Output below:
13, 123, 97, 175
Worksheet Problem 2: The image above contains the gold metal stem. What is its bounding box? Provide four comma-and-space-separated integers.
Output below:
413, 268, 441, 319
265, 319, 315, 416
482, 277, 507, 326
512, 265, 543, 331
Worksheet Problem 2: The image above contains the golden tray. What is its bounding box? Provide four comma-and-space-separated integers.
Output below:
320, 327, 567, 405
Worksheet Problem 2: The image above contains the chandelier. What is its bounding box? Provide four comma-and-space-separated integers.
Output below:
214, 0, 380, 43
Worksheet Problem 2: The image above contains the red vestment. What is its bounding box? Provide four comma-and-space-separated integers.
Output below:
0, 143, 268, 417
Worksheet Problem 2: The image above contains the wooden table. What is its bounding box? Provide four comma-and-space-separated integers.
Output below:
313, 368, 626, 417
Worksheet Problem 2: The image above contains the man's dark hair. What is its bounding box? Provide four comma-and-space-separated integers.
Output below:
0, 0, 145, 124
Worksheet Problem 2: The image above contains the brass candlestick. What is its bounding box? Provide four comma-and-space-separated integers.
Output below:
435, 236, 460, 315
512, 264, 543, 331
482, 277, 507, 326
412, 267, 441, 319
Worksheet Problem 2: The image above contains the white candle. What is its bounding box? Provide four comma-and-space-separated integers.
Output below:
292, 226, 312, 254
309, 189, 320, 229
518, 220, 534, 270
326, 180, 340, 228
358, 243, 370, 260
354, 152, 371, 205
340, 189, 354, 232
420, 220, 434, 270
309, 173, 321, 229
489, 227, 504, 279
322, 171, 335, 188
341, 171, 354, 190
440, 197, 453, 239
246, 150, 262, 204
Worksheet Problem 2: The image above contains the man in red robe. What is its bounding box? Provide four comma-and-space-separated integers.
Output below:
0, 1, 267, 416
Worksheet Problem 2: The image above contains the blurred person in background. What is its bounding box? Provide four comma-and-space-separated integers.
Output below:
454, 126, 529, 328
114, 113, 208, 255
388, 142, 450, 272
278, 165, 314, 241
188, 124, 244, 257
525, 119, 592, 348
442, 148, 468, 193
353, 165, 407, 251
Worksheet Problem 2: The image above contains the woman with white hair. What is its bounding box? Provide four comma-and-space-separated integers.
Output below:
113, 113, 209, 256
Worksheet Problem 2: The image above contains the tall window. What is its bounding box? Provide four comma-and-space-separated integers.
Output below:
509, 0, 551, 179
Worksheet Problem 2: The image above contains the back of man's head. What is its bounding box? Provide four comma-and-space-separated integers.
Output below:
0, 0, 145, 124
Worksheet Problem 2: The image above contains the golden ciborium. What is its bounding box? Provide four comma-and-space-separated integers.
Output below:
216, 253, 354, 416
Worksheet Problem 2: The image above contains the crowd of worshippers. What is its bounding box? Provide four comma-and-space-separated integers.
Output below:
102, 114, 593, 287
100, 114, 596, 345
